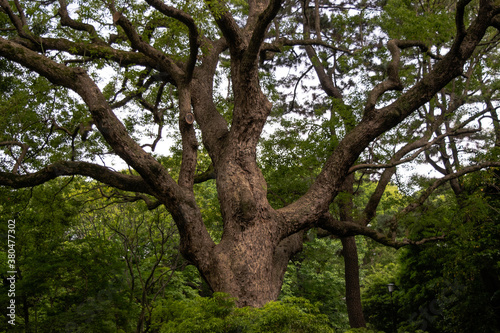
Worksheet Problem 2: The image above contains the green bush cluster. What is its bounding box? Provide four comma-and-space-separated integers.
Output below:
150, 293, 335, 333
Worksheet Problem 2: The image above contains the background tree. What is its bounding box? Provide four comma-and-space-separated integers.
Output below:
362, 168, 500, 332
0, 180, 138, 332
258, 0, 500, 326
0, 0, 499, 310
0, 176, 209, 332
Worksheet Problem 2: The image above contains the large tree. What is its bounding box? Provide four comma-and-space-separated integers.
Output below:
1, 0, 499, 308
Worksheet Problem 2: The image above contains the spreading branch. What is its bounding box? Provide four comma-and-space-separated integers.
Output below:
110, 7, 184, 83
244, 0, 283, 68
205, 0, 245, 54
0, 161, 154, 194
0, 141, 29, 175
363, 39, 404, 116
349, 127, 480, 173
390, 161, 500, 224
58, 0, 103, 43
317, 213, 445, 249
280, 1, 498, 238
144, 0, 200, 81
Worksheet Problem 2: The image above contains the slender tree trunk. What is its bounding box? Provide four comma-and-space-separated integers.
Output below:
23, 294, 31, 333
340, 175, 366, 327
341, 236, 366, 327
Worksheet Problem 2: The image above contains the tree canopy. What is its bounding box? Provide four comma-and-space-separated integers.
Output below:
1, 0, 500, 309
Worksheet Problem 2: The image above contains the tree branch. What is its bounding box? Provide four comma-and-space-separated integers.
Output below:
111, 8, 184, 83
364, 39, 404, 116
177, 87, 199, 189
349, 127, 479, 173
205, 0, 245, 54
262, 38, 352, 54
280, 1, 497, 238
391, 162, 500, 223
0, 0, 31, 40
0, 141, 29, 175
15, 36, 157, 68
0, 35, 188, 210
194, 164, 216, 184
144, 0, 200, 82
244, 0, 283, 68
0, 161, 154, 194
455, 0, 473, 41
58, 0, 104, 44
317, 213, 445, 249
99, 189, 162, 210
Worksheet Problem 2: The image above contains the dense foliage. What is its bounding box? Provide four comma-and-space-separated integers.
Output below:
362, 169, 500, 333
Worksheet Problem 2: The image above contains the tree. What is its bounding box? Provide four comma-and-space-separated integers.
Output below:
0, 180, 139, 332
362, 168, 500, 332
1, 0, 499, 308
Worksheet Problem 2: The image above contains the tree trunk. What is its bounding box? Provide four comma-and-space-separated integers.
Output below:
340, 175, 366, 327
341, 236, 366, 328
23, 294, 31, 333
198, 230, 303, 307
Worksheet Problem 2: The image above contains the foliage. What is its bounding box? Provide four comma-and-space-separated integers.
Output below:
280, 236, 350, 330
150, 293, 335, 333
0, 180, 139, 332
0, 178, 202, 332
362, 170, 500, 332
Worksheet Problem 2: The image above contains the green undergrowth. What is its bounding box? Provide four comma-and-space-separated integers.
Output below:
150, 293, 336, 333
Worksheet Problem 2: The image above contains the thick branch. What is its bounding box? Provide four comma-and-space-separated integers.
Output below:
16, 37, 156, 68
456, 0, 473, 40
177, 87, 199, 189
364, 39, 404, 115
205, 0, 245, 54
0, 35, 216, 266
244, 0, 283, 68
0, 161, 154, 194
280, 1, 497, 238
190, 39, 230, 162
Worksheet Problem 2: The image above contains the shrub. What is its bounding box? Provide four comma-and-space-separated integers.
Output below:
150, 293, 335, 333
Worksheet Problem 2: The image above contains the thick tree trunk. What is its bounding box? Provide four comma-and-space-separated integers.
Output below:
198, 229, 303, 307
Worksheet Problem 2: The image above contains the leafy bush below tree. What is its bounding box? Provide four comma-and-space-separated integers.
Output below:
150, 293, 335, 333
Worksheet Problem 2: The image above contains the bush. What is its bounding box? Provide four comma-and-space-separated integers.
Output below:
150, 293, 335, 333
